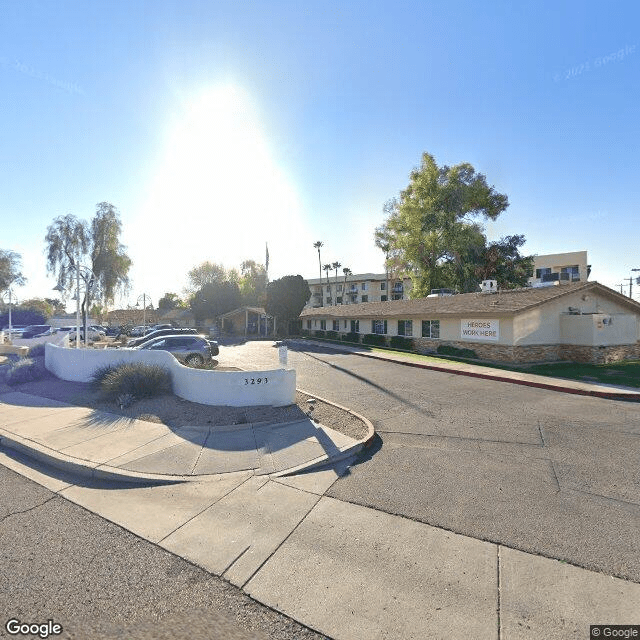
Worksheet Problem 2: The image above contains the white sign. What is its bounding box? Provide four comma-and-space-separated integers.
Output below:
461, 319, 499, 341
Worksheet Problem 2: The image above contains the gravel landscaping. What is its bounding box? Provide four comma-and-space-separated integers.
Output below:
0, 355, 369, 440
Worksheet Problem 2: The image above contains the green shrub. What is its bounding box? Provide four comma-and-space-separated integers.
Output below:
362, 333, 387, 346
98, 362, 172, 399
389, 336, 414, 350
90, 363, 121, 386
28, 343, 46, 358
326, 330, 338, 339
300, 329, 310, 337
437, 344, 477, 359
341, 332, 361, 344
314, 330, 326, 338
5, 358, 47, 386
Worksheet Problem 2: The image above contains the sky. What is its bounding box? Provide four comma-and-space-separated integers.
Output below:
2, 0, 640, 311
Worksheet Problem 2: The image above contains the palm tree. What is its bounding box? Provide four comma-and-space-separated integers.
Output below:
313, 241, 324, 306
342, 267, 352, 304
323, 263, 332, 305
332, 261, 341, 306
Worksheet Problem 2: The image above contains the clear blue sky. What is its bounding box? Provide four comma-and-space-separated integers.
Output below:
2, 0, 639, 309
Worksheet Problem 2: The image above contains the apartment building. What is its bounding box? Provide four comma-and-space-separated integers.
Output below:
305, 273, 413, 309
529, 251, 589, 286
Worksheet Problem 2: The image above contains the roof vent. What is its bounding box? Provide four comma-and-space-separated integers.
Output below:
480, 279, 498, 294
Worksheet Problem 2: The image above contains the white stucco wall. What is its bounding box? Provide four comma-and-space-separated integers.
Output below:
45, 343, 296, 407
560, 313, 637, 346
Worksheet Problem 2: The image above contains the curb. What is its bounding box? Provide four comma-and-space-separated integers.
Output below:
289, 339, 640, 402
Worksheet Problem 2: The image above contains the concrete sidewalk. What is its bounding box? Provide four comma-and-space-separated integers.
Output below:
287, 338, 640, 401
0, 391, 368, 483
1, 441, 638, 640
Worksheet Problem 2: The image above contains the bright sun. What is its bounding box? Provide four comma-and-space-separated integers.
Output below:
130, 84, 306, 294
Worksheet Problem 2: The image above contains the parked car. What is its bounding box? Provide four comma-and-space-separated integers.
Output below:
2, 326, 26, 337
67, 327, 106, 342
126, 327, 198, 348
132, 335, 216, 365
21, 325, 53, 338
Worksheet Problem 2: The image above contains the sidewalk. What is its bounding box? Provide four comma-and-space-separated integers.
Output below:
0, 391, 369, 484
287, 338, 640, 401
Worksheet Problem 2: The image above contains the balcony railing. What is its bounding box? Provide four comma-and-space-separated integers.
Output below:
542, 272, 580, 282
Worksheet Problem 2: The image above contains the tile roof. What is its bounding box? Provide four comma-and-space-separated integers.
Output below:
299, 282, 640, 319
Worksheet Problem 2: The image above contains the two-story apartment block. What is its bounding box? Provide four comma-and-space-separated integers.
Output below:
529, 251, 590, 286
305, 273, 413, 309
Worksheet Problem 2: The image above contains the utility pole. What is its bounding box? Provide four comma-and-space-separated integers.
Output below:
624, 277, 633, 298
632, 268, 640, 301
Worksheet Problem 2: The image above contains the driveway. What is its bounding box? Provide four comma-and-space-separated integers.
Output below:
221, 340, 640, 583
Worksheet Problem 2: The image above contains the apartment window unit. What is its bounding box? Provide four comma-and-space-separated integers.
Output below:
422, 320, 440, 339
337, 284, 343, 292
343, 320, 348, 329
326, 285, 331, 292
350, 319, 359, 333
535, 267, 551, 279
397, 320, 413, 337
361, 295, 368, 302
380, 282, 386, 290
381, 295, 388, 302
337, 296, 343, 303
320, 320, 326, 330
361, 282, 368, 291
373, 320, 387, 335
326, 297, 332, 304
391, 293, 403, 300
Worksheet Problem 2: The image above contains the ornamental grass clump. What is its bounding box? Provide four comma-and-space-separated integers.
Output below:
5, 358, 47, 386
27, 343, 46, 358
95, 362, 172, 399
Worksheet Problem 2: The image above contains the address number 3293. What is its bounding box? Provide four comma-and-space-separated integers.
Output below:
243, 377, 268, 385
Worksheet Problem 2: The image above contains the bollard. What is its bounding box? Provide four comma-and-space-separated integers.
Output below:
278, 345, 288, 368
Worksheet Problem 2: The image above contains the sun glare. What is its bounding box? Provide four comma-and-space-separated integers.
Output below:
130, 84, 306, 295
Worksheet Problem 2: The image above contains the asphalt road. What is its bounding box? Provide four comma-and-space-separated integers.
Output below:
221, 340, 640, 583
0, 460, 328, 640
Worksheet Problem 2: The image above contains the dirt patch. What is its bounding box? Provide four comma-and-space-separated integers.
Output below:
0, 362, 369, 440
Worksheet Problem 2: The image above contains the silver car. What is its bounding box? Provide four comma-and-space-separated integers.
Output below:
134, 335, 214, 366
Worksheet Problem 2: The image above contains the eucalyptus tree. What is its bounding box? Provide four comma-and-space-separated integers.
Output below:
0, 249, 26, 292
45, 202, 131, 335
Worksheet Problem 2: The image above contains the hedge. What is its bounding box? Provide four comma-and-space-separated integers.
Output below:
389, 336, 414, 350
436, 344, 477, 359
362, 333, 387, 346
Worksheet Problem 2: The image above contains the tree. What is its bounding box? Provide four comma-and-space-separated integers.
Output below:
378, 153, 510, 296
313, 241, 324, 306
19, 298, 54, 318
0, 308, 46, 328
0, 249, 26, 292
190, 281, 241, 322
473, 235, 534, 289
265, 275, 311, 336
322, 263, 332, 305
342, 267, 352, 304
158, 292, 184, 311
45, 203, 131, 335
187, 261, 227, 292
332, 261, 341, 305
239, 260, 267, 306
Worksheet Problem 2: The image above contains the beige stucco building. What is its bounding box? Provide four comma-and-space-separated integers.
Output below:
305, 272, 413, 309
529, 251, 589, 286
300, 281, 640, 364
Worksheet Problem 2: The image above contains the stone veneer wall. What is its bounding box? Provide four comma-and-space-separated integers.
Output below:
346, 334, 640, 364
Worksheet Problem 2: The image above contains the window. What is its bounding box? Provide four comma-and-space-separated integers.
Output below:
306, 320, 311, 329
361, 295, 368, 302
337, 284, 343, 292
397, 320, 413, 337
361, 282, 368, 291
380, 282, 386, 290
373, 320, 387, 334
333, 320, 340, 331
350, 319, 359, 333
326, 285, 331, 293
381, 295, 387, 302
422, 320, 440, 339
326, 297, 332, 303
337, 296, 343, 303
536, 267, 551, 279
320, 320, 326, 330
343, 320, 347, 329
